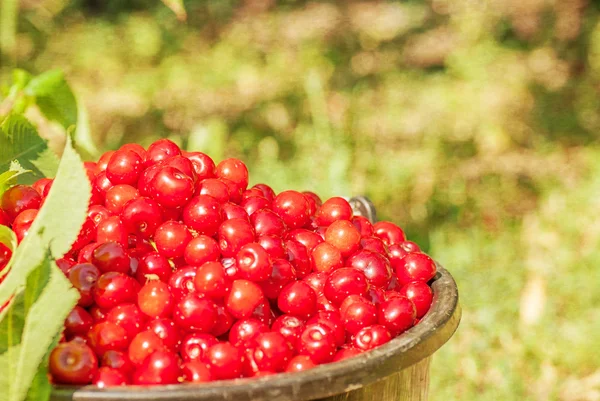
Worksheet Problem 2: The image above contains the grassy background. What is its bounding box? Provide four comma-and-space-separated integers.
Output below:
2, 1, 600, 399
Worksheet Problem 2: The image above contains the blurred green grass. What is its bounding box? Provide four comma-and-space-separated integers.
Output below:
3, 0, 600, 399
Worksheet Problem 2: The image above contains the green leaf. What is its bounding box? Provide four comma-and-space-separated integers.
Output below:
72, 96, 100, 160
0, 225, 16, 276
0, 115, 59, 178
0, 137, 90, 306
25, 70, 77, 129
161, 0, 187, 21
0, 161, 31, 197
0, 256, 79, 401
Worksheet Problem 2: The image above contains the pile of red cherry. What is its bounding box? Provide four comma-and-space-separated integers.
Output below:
0, 139, 436, 387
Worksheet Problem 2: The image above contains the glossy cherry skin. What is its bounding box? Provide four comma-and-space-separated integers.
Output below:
203, 342, 243, 380
69, 263, 100, 307
146, 318, 181, 352
315, 197, 353, 226
93, 367, 128, 387
32, 177, 53, 196
236, 242, 272, 282
257, 235, 286, 259
220, 178, 243, 204
228, 318, 269, 348
252, 332, 294, 372
397, 281, 433, 318
49, 342, 98, 385
164, 155, 197, 182
221, 202, 248, 221
307, 310, 346, 347
249, 184, 274, 202
87, 321, 130, 357
241, 196, 270, 217
137, 280, 173, 318
182, 195, 223, 236
285, 355, 316, 373
64, 306, 94, 339
250, 209, 286, 237
325, 220, 361, 257
377, 296, 416, 336
145, 139, 181, 166
0, 242, 12, 271
260, 258, 295, 300
106, 150, 143, 186
91, 241, 131, 274
212, 302, 235, 337
324, 268, 369, 306
340, 298, 378, 335
302, 191, 322, 217
298, 322, 337, 364
351, 215, 374, 237
173, 293, 217, 333
183, 236, 219, 267
154, 221, 192, 259
93, 272, 140, 310
101, 350, 134, 377
184, 151, 216, 180
132, 350, 180, 385
168, 265, 197, 301
373, 221, 406, 246
310, 242, 343, 273
136, 252, 172, 283
285, 239, 311, 278
272, 315, 305, 348
346, 250, 392, 288
181, 361, 214, 383
277, 281, 317, 319
128, 330, 168, 366
226, 279, 265, 319
194, 261, 230, 299
120, 197, 163, 239
352, 325, 392, 351
302, 272, 328, 296
216, 158, 249, 192
272, 190, 310, 229
12, 209, 37, 242
96, 216, 128, 246
288, 229, 323, 253
106, 303, 146, 339
393, 252, 436, 285
197, 178, 230, 203
1, 185, 41, 220
119, 143, 147, 160
97, 151, 115, 172
218, 218, 255, 258
333, 347, 363, 362
149, 166, 194, 209
361, 236, 388, 255
94, 171, 114, 199
88, 205, 111, 227
104, 184, 139, 214
180, 333, 219, 362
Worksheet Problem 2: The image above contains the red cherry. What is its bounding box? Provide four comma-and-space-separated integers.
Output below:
203, 343, 243, 380
307, 310, 345, 347
128, 330, 167, 366
340, 298, 378, 335
121, 197, 163, 239
168, 265, 197, 301
119, 143, 147, 160
197, 178, 230, 203
64, 306, 94, 339
393, 252, 437, 285
184, 236, 220, 267
135, 252, 172, 283
351, 215, 374, 237
164, 155, 197, 182
154, 221, 192, 259
311, 242, 342, 273
226, 279, 265, 319
181, 361, 214, 383
221, 202, 249, 221
229, 318, 269, 348
333, 347, 363, 362
88, 205, 111, 227
252, 184, 276, 202
146, 318, 181, 352
257, 235, 286, 259
352, 325, 392, 351
302, 192, 322, 217
298, 323, 336, 364
324, 268, 369, 305
250, 209, 286, 237
218, 218, 255, 258
93, 367, 128, 387
194, 261, 230, 299
149, 166, 194, 208
272, 190, 310, 229
55, 257, 76, 276
91, 241, 131, 274
377, 296, 416, 336
315, 197, 353, 226
87, 321, 130, 356
184, 151, 216, 180
182, 195, 223, 236
69, 263, 100, 307
288, 229, 323, 253
212, 302, 235, 336
216, 158, 249, 192
145, 139, 181, 166
240, 196, 270, 217
138, 280, 173, 318
49, 342, 98, 385
97, 216, 128, 246
260, 258, 295, 300
104, 184, 139, 214
220, 177, 244, 204
285, 239, 311, 278
93, 272, 140, 309
106, 150, 143, 186
12, 209, 38, 242
106, 303, 146, 339
236, 242, 272, 282
373, 221, 406, 246
397, 281, 433, 318
277, 281, 317, 319
361, 236, 388, 254
132, 350, 180, 385
94, 171, 113, 199
97, 151, 115, 171
325, 220, 361, 257
180, 333, 218, 362
1, 185, 41, 220
252, 332, 293, 372
285, 355, 316, 373
302, 272, 328, 296
272, 315, 305, 348
173, 293, 217, 333
32, 177, 53, 196
101, 350, 134, 377
346, 250, 392, 288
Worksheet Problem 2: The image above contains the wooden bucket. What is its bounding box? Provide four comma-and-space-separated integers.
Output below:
51, 197, 461, 401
